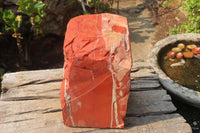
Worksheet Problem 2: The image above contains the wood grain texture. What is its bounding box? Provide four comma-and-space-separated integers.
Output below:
0, 63, 192, 133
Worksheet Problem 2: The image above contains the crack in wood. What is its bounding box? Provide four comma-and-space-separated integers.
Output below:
0, 118, 34, 124
14, 109, 50, 115
130, 87, 162, 91
42, 109, 62, 114
131, 66, 153, 72
18, 80, 41, 87
1, 96, 59, 101
36, 79, 62, 85
135, 76, 159, 79
131, 79, 159, 83
126, 110, 176, 117
39, 88, 60, 94
18, 79, 62, 87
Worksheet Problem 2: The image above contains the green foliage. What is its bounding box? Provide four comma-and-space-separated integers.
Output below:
83, 11, 90, 15
0, 68, 5, 92
17, 0, 46, 35
17, 0, 46, 17
34, 15, 41, 27
0, 0, 46, 64
90, 0, 111, 12
0, 0, 46, 35
0, 8, 3, 23
0, 68, 4, 80
3, 10, 22, 33
162, 0, 172, 8
168, 0, 200, 34
91, 0, 99, 9
83, 0, 119, 14
99, 2, 110, 11
0, 8, 4, 35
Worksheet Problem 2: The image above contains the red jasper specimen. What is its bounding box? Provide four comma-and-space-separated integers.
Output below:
167, 51, 176, 59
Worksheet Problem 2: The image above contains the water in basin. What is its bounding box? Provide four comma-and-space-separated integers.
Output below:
158, 41, 200, 91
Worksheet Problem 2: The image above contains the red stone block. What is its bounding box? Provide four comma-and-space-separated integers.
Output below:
60, 13, 132, 128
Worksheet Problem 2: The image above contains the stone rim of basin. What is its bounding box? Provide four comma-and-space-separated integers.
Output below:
148, 33, 200, 108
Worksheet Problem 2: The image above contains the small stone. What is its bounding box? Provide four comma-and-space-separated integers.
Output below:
193, 121, 198, 126
187, 44, 197, 50
175, 17, 180, 21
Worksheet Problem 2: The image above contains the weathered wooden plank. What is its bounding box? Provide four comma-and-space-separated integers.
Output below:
127, 90, 175, 115
0, 92, 190, 133
131, 79, 159, 84
130, 64, 160, 90
123, 114, 192, 133
0, 68, 192, 133
1, 68, 63, 93
131, 79, 160, 90
130, 68, 157, 80
1, 82, 61, 100
130, 61, 158, 80
131, 61, 152, 72
69, 114, 192, 133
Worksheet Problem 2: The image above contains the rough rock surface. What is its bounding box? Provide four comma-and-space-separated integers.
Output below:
60, 13, 132, 128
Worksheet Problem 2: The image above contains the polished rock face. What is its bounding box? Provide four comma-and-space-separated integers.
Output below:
148, 33, 200, 108
60, 13, 132, 128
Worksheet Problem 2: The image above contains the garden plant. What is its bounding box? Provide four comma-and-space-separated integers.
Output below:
0, 0, 46, 64
80, 0, 120, 14
163, 0, 200, 34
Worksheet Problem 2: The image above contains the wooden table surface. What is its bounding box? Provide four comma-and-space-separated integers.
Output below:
0, 62, 192, 133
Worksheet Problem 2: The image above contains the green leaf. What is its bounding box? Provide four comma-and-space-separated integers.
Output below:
83, 11, 90, 15
16, 0, 46, 35
34, 15, 40, 23
34, 15, 41, 27
34, 1, 45, 9
0, 8, 3, 22
17, 0, 36, 16
3, 10, 21, 32
0, 68, 5, 76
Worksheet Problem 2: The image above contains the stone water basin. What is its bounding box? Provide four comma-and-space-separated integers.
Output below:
148, 33, 200, 108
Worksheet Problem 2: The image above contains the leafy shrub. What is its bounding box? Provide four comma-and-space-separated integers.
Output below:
0, 68, 5, 93
162, 0, 172, 8
3, 10, 22, 33
91, 0, 111, 13
164, 0, 200, 34
17, 0, 46, 35
0, 0, 46, 64
2, 9, 23, 58
81, 0, 119, 14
